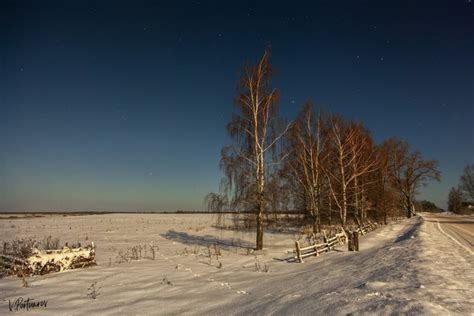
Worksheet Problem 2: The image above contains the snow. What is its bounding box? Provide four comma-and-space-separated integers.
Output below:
0, 213, 472, 315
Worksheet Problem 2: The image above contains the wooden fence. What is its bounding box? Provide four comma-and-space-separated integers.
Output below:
293, 222, 378, 263
356, 222, 377, 235
294, 232, 346, 263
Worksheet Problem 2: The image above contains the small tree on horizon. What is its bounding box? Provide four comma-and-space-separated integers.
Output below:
459, 164, 474, 201
385, 138, 441, 218
447, 187, 463, 213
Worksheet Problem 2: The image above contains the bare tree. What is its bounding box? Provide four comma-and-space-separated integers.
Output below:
447, 187, 463, 214
204, 193, 229, 228
459, 164, 474, 201
369, 142, 403, 224
286, 102, 326, 233
220, 47, 290, 250
265, 171, 291, 227
385, 138, 441, 218
323, 115, 377, 230
346, 122, 377, 224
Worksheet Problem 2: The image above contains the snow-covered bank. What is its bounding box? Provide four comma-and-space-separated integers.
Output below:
0, 213, 472, 315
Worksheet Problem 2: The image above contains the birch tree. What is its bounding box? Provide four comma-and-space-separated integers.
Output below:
221, 47, 290, 250
323, 115, 377, 230
346, 123, 377, 224
286, 102, 326, 233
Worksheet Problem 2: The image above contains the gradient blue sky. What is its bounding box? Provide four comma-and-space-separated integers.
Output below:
1, 0, 473, 212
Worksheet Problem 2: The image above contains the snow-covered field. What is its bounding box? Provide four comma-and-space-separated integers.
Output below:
1, 212, 472, 315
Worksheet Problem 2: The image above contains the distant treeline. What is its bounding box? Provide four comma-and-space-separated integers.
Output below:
0, 210, 308, 216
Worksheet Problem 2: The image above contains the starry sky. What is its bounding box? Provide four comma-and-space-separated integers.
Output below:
1, 0, 473, 212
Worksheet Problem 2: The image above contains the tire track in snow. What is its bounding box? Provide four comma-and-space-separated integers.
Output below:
436, 220, 473, 255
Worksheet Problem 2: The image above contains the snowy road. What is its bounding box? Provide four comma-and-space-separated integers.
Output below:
422, 213, 474, 255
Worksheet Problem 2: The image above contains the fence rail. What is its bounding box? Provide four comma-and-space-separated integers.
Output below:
356, 222, 377, 235
293, 222, 378, 263
294, 232, 346, 263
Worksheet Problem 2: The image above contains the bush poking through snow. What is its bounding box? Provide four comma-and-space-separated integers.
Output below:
161, 276, 172, 286
87, 281, 101, 299
115, 243, 158, 264
2, 238, 35, 262
42, 236, 60, 250
254, 256, 270, 273
17, 266, 29, 287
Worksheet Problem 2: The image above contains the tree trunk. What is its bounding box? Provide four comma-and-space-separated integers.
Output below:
255, 167, 265, 250
328, 197, 332, 226
406, 196, 412, 218
354, 175, 359, 222
256, 203, 264, 250
341, 183, 347, 230
312, 214, 320, 234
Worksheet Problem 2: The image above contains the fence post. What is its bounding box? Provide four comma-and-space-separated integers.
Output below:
348, 232, 354, 251
295, 241, 303, 263
323, 231, 329, 252
353, 231, 359, 251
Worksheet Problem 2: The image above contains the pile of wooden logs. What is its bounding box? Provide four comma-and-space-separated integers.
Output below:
2, 243, 96, 277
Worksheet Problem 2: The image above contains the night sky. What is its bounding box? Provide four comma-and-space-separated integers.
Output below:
1, 1, 473, 212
